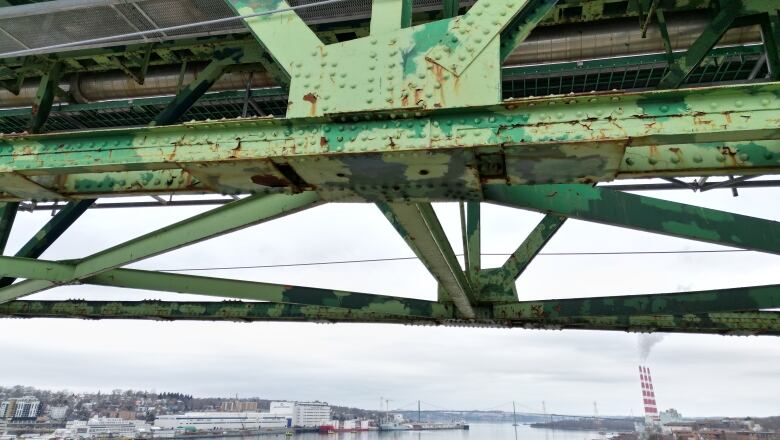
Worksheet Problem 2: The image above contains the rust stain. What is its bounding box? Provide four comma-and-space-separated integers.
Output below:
431, 62, 447, 105
251, 174, 289, 187
414, 89, 423, 106
302, 93, 318, 117
319, 136, 328, 147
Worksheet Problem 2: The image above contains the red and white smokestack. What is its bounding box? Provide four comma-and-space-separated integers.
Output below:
639, 365, 660, 423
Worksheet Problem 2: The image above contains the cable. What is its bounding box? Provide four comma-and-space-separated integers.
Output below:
156, 249, 750, 272
0, 0, 351, 58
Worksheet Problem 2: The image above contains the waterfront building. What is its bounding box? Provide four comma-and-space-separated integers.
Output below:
269, 401, 330, 428
154, 412, 288, 431
66, 417, 151, 438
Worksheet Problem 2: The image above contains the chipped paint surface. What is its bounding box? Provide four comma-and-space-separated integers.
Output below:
1, 83, 780, 201
1, 0, 779, 335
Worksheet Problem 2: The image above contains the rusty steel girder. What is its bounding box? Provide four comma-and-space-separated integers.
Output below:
0, 0, 779, 335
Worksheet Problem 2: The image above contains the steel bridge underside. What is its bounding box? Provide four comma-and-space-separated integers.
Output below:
1, 0, 780, 335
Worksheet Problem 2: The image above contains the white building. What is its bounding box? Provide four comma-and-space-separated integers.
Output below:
270, 402, 330, 428
48, 406, 68, 420
154, 412, 288, 431
66, 417, 151, 438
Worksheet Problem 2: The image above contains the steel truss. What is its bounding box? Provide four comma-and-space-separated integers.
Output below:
1, 0, 780, 335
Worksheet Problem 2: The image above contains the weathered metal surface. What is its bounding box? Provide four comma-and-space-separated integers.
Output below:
478, 213, 565, 302
0, 201, 17, 253
484, 184, 780, 254
0, 192, 321, 302
1, 82, 780, 201
1, 300, 778, 335
657, 0, 742, 89
28, 62, 62, 134
0, 0, 778, 336
493, 284, 780, 318
378, 202, 476, 318
0, 199, 95, 287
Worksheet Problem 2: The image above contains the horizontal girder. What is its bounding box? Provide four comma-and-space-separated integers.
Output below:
1, 300, 778, 336
2, 82, 780, 201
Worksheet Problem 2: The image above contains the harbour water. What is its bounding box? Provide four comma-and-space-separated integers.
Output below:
198, 424, 601, 440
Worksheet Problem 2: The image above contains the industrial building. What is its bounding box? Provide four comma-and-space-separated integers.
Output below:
66, 417, 151, 438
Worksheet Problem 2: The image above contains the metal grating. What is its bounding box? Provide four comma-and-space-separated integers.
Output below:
0, 52, 767, 134
502, 54, 768, 98
0, 0, 460, 59
0, 89, 288, 133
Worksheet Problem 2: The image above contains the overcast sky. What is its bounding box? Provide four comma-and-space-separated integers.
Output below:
1, 186, 779, 417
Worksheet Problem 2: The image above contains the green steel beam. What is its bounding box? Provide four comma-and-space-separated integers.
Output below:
655, 8, 675, 65
442, 0, 459, 18
484, 184, 780, 254
493, 284, 780, 318
1, 300, 777, 335
0, 192, 321, 303
85, 268, 451, 318
378, 202, 476, 318
657, 1, 741, 89
0, 300, 446, 324
478, 214, 566, 302
522, 311, 780, 336
0, 260, 453, 318
226, 0, 322, 80
465, 202, 480, 283
151, 49, 246, 126
502, 214, 565, 281
0, 202, 18, 253
760, 11, 780, 81
370, 0, 413, 35
29, 62, 62, 134
3, 82, 780, 201
0, 199, 95, 288
500, 0, 559, 62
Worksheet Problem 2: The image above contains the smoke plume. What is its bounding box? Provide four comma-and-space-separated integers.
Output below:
637, 334, 665, 362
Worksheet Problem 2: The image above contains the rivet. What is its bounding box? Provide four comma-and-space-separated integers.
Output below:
693, 155, 703, 163
738, 153, 749, 161
648, 157, 658, 165
625, 157, 634, 166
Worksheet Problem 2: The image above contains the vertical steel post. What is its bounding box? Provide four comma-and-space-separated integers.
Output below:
442, 0, 459, 18
0, 202, 19, 255
466, 202, 480, 284
370, 0, 413, 35
760, 11, 780, 81
29, 62, 63, 134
